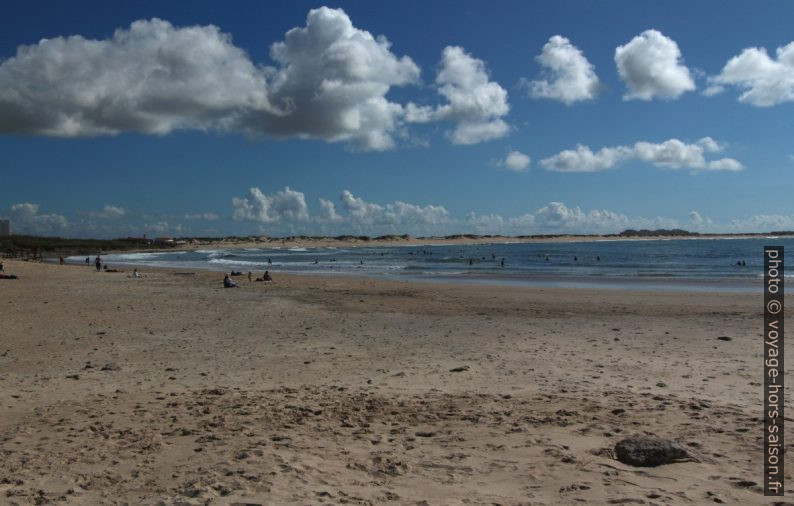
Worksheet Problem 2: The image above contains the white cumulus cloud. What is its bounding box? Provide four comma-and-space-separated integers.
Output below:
706, 158, 743, 172
147, 221, 183, 235
0, 18, 272, 137
406, 46, 509, 145
503, 150, 531, 171
88, 205, 127, 219
534, 202, 635, 232
730, 214, 794, 232
338, 190, 449, 226
232, 187, 310, 223
706, 41, 794, 106
5, 203, 69, 235
247, 7, 421, 150
528, 35, 600, 104
317, 198, 343, 223
541, 138, 742, 173
615, 29, 695, 100
696, 136, 723, 153
633, 139, 707, 168
689, 211, 705, 225
183, 212, 219, 221
465, 212, 506, 231
540, 144, 631, 172
0, 8, 426, 151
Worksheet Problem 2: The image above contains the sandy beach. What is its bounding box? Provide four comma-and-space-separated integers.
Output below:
0, 259, 787, 504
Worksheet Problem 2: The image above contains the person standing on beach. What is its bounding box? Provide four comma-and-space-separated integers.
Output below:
95, 256, 101, 272
59, 256, 64, 265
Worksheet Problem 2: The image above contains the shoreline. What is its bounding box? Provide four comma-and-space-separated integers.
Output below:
63, 237, 775, 293
134, 232, 777, 255
65, 256, 767, 293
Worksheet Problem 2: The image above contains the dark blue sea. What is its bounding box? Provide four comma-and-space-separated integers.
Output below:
80, 237, 794, 292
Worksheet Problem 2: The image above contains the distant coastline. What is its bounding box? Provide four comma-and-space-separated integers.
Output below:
3, 228, 793, 258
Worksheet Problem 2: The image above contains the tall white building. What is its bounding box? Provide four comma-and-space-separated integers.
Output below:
0, 219, 9, 236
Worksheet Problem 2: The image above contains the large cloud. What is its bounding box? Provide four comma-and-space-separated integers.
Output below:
339, 190, 449, 226
245, 7, 420, 150
5, 203, 69, 235
407, 46, 510, 145
0, 18, 272, 137
527, 35, 600, 104
706, 41, 794, 106
0, 8, 423, 150
435, 46, 510, 144
541, 137, 742, 172
232, 187, 310, 223
615, 29, 695, 100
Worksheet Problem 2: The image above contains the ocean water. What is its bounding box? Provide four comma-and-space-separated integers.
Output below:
78, 237, 794, 292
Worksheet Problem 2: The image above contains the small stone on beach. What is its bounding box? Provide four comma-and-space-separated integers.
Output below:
615, 436, 692, 467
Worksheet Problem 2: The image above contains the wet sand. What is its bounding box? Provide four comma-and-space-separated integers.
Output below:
0, 259, 787, 504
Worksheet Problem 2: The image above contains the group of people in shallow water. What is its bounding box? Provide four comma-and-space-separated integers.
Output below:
224, 270, 271, 288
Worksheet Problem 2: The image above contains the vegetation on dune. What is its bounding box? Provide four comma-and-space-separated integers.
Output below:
1, 235, 176, 258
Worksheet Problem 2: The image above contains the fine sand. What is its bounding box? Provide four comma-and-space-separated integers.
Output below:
0, 260, 788, 504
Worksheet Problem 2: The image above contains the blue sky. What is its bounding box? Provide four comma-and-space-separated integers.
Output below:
1, 0, 793, 238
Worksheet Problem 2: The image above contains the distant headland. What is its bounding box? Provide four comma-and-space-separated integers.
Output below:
3, 229, 793, 259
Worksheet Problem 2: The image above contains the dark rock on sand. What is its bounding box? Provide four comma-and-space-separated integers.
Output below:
615, 436, 692, 467
717, 336, 732, 341
449, 366, 469, 372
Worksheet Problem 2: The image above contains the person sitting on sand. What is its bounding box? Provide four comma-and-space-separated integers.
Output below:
223, 275, 239, 288
130, 269, 143, 278
255, 271, 273, 282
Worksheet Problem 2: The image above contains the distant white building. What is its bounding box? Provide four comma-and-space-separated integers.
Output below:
0, 219, 9, 236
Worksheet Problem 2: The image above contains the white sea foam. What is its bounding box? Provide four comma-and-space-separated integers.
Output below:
105, 252, 162, 261
208, 258, 268, 267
